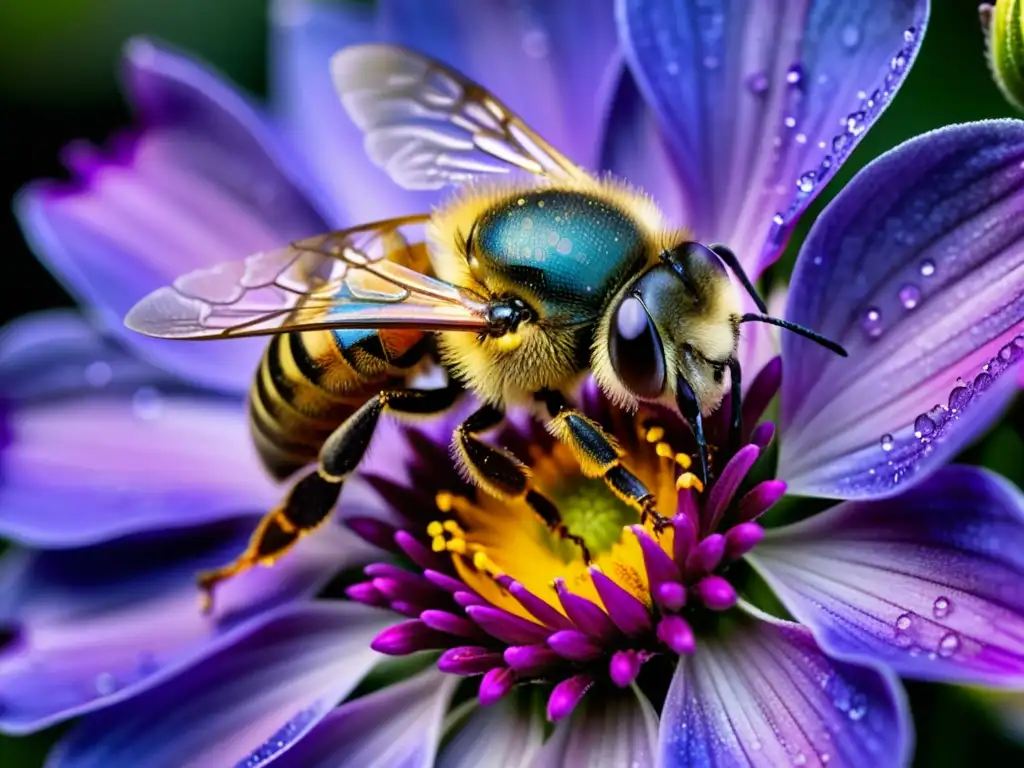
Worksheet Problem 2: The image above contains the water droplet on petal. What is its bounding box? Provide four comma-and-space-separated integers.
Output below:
895, 613, 913, 631
880, 434, 895, 452
846, 111, 867, 136
913, 413, 936, 439
841, 24, 861, 49
522, 29, 549, 59
860, 307, 883, 339
948, 385, 972, 413
784, 116, 797, 128
84, 361, 113, 388
746, 71, 769, 94
132, 387, 163, 420
772, 213, 785, 226
832, 132, 850, 153
932, 597, 951, 619
786, 63, 804, 85
848, 693, 868, 721
793, 753, 808, 766
821, 753, 831, 764
938, 632, 961, 658
920, 260, 936, 277
94, 672, 118, 696
898, 283, 921, 310
796, 172, 816, 194
904, 26, 917, 43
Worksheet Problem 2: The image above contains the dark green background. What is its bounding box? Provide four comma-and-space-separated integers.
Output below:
0, 0, 1022, 765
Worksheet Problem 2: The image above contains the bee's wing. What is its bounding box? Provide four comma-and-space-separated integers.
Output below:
332, 45, 590, 190
124, 216, 489, 340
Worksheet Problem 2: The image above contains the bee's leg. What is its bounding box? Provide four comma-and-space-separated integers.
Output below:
727, 357, 742, 453
453, 404, 592, 563
197, 384, 462, 613
537, 390, 672, 531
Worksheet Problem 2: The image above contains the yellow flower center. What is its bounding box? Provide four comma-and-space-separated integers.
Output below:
429, 424, 696, 622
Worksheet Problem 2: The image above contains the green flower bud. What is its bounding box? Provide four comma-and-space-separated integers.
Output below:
981, 0, 1024, 112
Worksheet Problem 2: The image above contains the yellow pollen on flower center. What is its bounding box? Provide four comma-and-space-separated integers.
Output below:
427, 422, 695, 622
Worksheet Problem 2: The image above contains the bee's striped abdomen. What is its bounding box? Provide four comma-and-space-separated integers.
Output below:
248, 327, 427, 480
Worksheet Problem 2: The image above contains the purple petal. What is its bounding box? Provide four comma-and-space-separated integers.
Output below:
45, 602, 392, 767
0, 517, 362, 734
371, 619, 454, 655
750, 465, 1024, 687
532, 687, 659, 768
780, 120, 1024, 499
506, 579, 574, 631
269, 0, 430, 226
378, 0, 618, 171
16, 38, 329, 393
0, 389, 277, 547
437, 688, 547, 768
554, 579, 618, 641
0, 311, 172, 404
609, 650, 643, 688
271, 668, 457, 768
617, 0, 928, 276
504, 645, 561, 676
657, 615, 695, 656
659, 606, 912, 768
631, 526, 682, 590
738, 480, 788, 522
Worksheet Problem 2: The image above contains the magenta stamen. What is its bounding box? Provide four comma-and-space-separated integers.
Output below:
672, 513, 698, 565
479, 666, 516, 706
738, 480, 787, 521
590, 568, 653, 637
371, 620, 453, 655
422, 569, 472, 594
750, 422, 776, 448
465, 605, 552, 645
657, 615, 695, 655
632, 526, 682, 590
394, 530, 445, 571
686, 533, 726, 576
554, 578, 619, 641
609, 649, 643, 688
504, 644, 561, 675
421, 609, 488, 640
505, 579, 574, 630
725, 522, 765, 559
344, 582, 388, 607
704, 444, 761, 533
389, 601, 424, 618
546, 674, 595, 721
548, 629, 605, 662
438, 646, 503, 675
655, 581, 687, 612
696, 575, 738, 611
344, 517, 401, 553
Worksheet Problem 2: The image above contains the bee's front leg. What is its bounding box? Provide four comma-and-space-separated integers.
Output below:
197, 383, 463, 613
536, 390, 672, 532
453, 404, 592, 563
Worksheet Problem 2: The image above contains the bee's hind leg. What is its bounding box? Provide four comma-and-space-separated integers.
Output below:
536, 390, 672, 532
453, 404, 592, 563
197, 384, 463, 613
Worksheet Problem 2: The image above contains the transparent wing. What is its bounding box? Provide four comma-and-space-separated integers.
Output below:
331, 44, 590, 190
124, 216, 489, 340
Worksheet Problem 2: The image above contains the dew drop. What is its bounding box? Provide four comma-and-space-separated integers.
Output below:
973, 371, 994, 392
895, 613, 913, 631
784, 116, 797, 128
796, 172, 816, 194
821, 754, 831, 764
772, 213, 785, 226
898, 283, 921, 310
890, 54, 906, 73
132, 387, 163, 420
786, 63, 804, 85
841, 24, 861, 49
919, 259, 936, 277
848, 693, 868, 721
795, 132, 808, 144
904, 26, 917, 43
793, 753, 808, 766
94, 672, 118, 696
555, 238, 573, 255
880, 434, 894, 452
846, 111, 867, 136
932, 597, 951, 619
831, 132, 850, 153
948, 385, 972, 413
860, 307, 883, 339
913, 413, 936, 438
938, 632, 961, 658
703, 55, 720, 69
84, 361, 113, 388
521, 29, 549, 59
746, 71, 769, 94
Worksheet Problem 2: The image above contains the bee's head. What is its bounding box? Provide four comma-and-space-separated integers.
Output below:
596, 242, 740, 415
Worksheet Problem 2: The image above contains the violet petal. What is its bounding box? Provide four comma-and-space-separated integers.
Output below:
438, 646, 503, 676
546, 674, 595, 722
589, 568, 653, 637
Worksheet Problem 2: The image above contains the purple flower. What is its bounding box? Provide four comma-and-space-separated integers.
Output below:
3, 1, 1024, 766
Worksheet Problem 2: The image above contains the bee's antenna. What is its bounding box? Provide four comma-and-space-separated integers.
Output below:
708, 243, 768, 314
740, 313, 848, 357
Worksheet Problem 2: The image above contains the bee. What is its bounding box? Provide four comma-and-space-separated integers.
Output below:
126, 45, 846, 611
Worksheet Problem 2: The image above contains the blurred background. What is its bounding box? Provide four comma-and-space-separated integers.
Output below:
0, 0, 1022, 765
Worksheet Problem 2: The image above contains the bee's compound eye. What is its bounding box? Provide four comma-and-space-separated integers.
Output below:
610, 295, 666, 399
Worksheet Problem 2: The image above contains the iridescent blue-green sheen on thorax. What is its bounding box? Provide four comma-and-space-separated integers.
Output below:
475, 190, 647, 324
